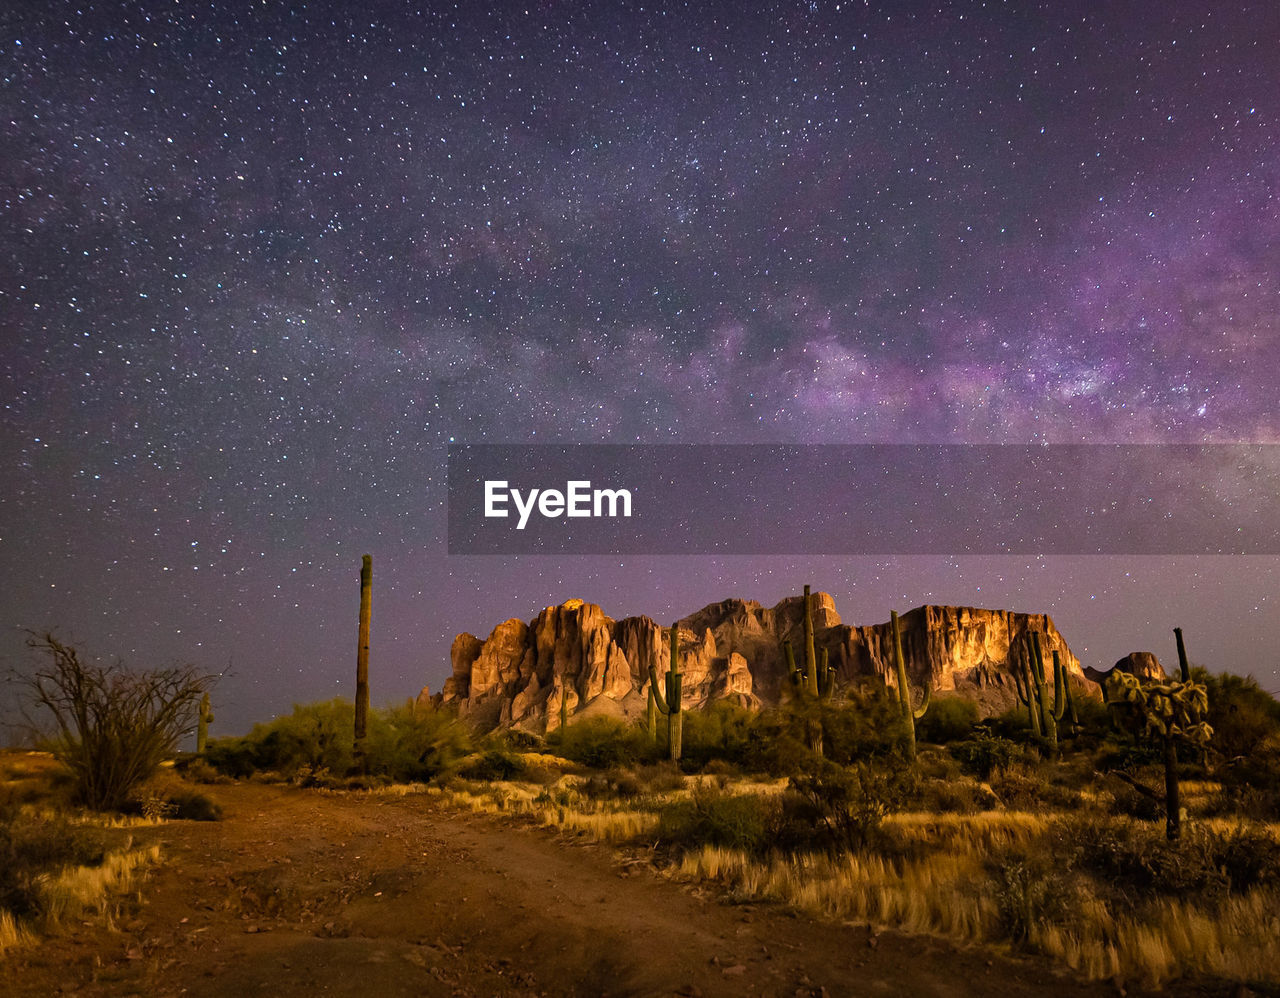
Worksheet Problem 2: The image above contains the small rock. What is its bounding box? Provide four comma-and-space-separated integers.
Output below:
722, 964, 747, 977
675, 986, 702, 997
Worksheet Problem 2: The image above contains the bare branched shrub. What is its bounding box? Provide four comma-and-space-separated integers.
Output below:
17, 633, 215, 811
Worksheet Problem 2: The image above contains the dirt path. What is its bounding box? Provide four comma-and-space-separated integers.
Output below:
3, 783, 1121, 997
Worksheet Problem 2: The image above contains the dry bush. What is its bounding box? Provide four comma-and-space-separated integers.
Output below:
16, 633, 215, 811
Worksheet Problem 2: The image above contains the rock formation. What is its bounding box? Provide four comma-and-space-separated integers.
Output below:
428, 593, 1097, 734
1084, 651, 1168, 691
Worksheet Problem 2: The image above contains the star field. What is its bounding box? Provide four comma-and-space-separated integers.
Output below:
2, 2, 1278, 733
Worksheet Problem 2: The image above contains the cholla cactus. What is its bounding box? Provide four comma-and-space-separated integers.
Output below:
1106, 672, 1212, 745
1105, 671, 1212, 841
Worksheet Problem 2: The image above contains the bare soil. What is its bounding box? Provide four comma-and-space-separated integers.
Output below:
0, 781, 1188, 997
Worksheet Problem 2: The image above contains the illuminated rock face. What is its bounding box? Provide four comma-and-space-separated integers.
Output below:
431, 593, 1094, 733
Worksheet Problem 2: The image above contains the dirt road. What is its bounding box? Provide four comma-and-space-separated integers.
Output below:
3, 783, 1121, 997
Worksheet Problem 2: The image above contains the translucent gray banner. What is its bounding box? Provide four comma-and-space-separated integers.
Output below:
446, 444, 1280, 555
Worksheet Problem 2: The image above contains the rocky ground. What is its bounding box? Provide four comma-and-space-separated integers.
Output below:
0, 780, 1140, 998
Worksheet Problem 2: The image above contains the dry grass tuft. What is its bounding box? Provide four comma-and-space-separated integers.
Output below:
36, 842, 163, 924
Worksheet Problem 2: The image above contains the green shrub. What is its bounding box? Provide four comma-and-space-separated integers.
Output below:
680, 701, 756, 770
917, 696, 979, 743
204, 701, 477, 783
580, 768, 644, 801
1066, 818, 1229, 901
553, 716, 648, 769
821, 685, 908, 765
458, 749, 525, 782
1196, 669, 1280, 762
656, 784, 775, 854
781, 760, 915, 853
950, 732, 1023, 780
987, 849, 1076, 943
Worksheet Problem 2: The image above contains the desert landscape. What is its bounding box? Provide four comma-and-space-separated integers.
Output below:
4, 590, 1278, 997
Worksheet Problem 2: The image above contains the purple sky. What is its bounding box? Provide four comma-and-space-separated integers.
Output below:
2, 2, 1277, 735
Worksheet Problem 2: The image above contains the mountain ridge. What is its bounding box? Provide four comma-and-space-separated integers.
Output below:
424, 593, 1101, 733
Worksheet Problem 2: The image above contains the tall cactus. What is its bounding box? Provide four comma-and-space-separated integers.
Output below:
1014, 632, 1078, 750
353, 553, 372, 772
196, 692, 213, 755
1031, 634, 1058, 754
890, 610, 931, 761
783, 585, 835, 700
1052, 649, 1079, 732
647, 623, 684, 762
1173, 626, 1192, 682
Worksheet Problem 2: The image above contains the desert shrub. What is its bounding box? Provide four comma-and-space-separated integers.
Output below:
1196, 668, 1280, 762
917, 696, 979, 743
202, 737, 260, 779
821, 685, 908, 765
987, 847, 1077, 943
173, 756, 230, 785
917, 778, 985, 815
780, 760, 915, 853
0, 807, 105, 917
739, 710, 815, 776
169, 791, 222, 821
632, 761, 686, 795
1066, 818, 1229, 901
950, 732, 1023, 780
205, 701, 476, 783
457, 749, 525, 782
580, 768, 644, 801
656, 785, 775, 854
1068, 690, 1112, 734
987, 762, 1053, 811
1210, 824, 1280, 892
14, 633, 216, 812
366, 704, 476, 781
680, 701, 756, 769
553, 717, 648, 769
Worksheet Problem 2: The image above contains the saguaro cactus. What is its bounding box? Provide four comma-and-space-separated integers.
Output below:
1031, 634, 1059, 754
1052, 649, 1079, 732
196, 692, 213, 754
890, 610, 931, 761
647, 623, 684, 762
783, 585, 835, 700
1014, 632, 1076, 750
1173, 626, 1192, 682
559, 678, 572, 734
782, 585, 835, 754
353, 553, 372, 771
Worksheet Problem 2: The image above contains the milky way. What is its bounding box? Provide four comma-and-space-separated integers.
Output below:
3, 2, 1277, 733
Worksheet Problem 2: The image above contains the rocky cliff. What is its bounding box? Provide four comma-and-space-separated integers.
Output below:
429, 593, 1096, 733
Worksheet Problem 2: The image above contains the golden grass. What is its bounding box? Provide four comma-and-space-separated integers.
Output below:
0, 910, 35, 956
540, 807, 659, 843
673, 843, 996, 943
1036, 888, 1280, 988
36, 842, 163, 924
412, 770, 1280, 988
667, 810, 1280, 989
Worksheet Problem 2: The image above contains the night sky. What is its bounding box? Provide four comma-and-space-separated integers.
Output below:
3, 2, 1278, 737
